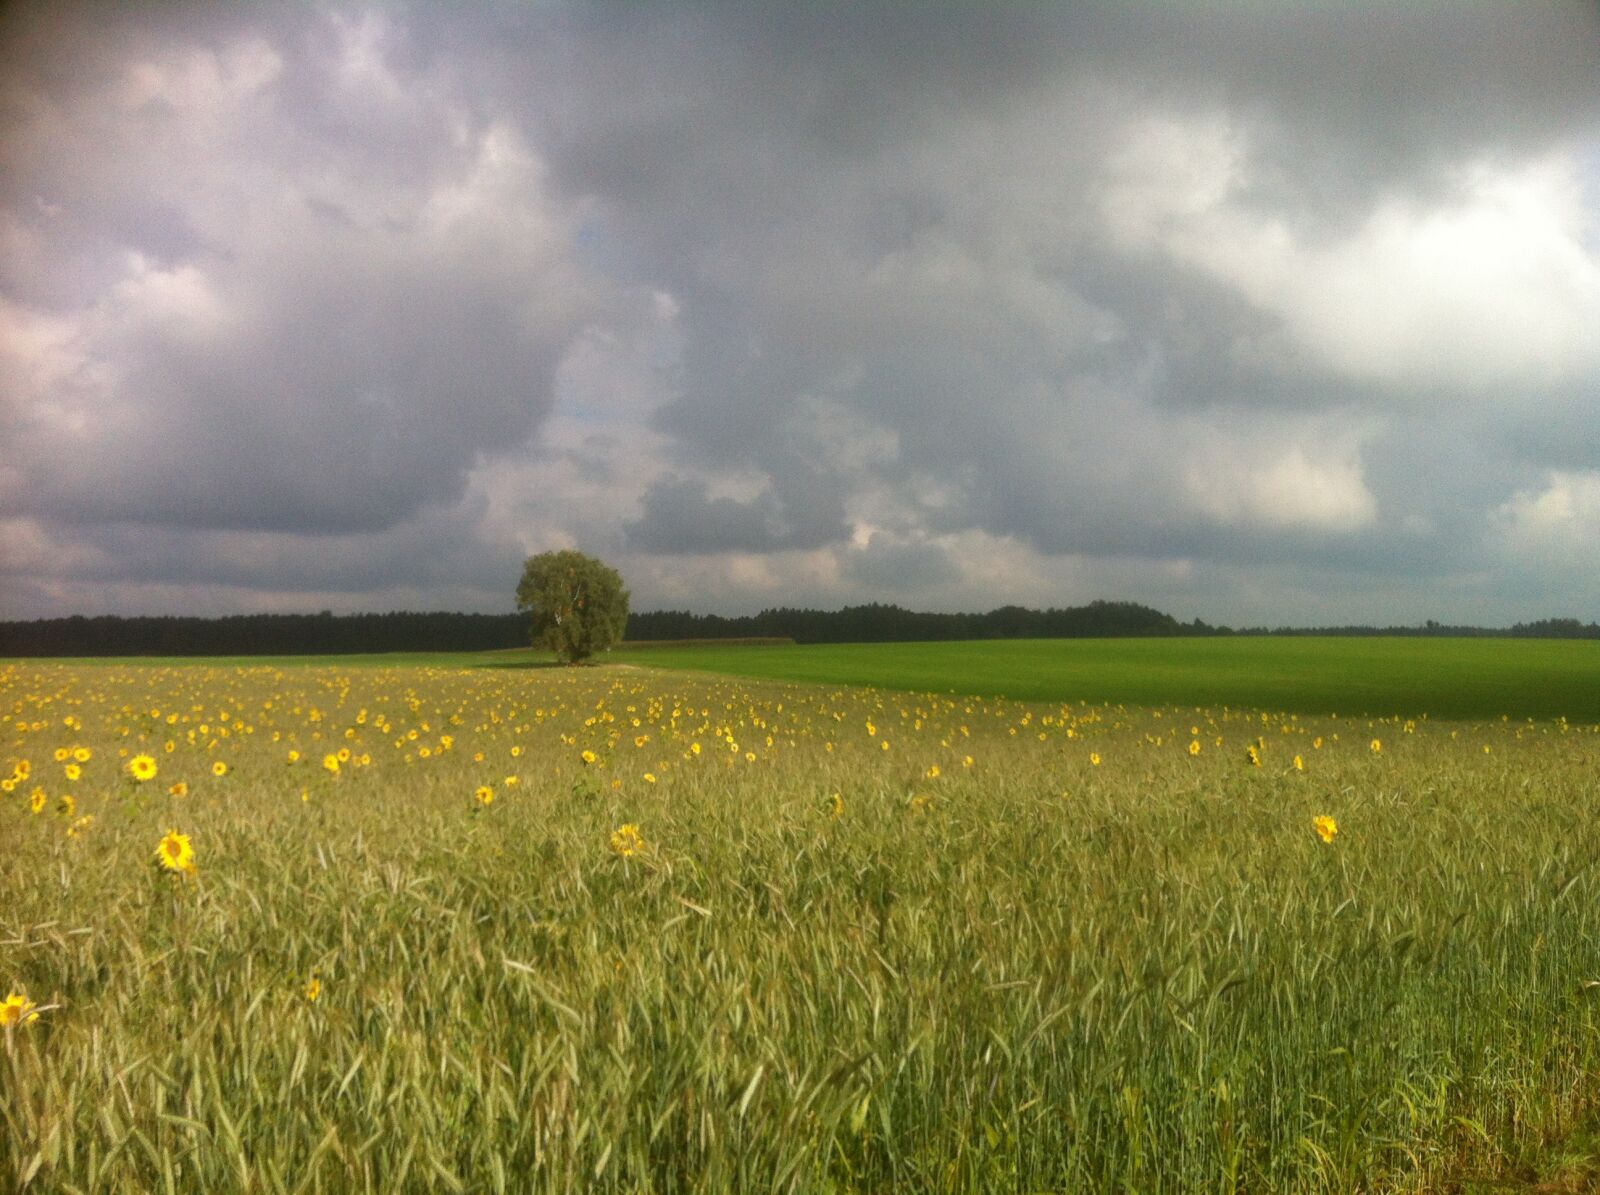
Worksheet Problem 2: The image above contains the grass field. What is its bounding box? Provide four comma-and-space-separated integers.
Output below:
27, 634, 1600, 723
5, 653, 1600, 1191
608, 636, 1600, 722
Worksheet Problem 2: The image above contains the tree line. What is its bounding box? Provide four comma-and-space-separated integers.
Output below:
628, 600, 1201, 643
0, 604, 1594, 658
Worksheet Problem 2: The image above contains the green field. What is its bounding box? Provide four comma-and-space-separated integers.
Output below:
610, 636, 1600, 721
25, 635, 1598, 722
6, 653, 1600, 1191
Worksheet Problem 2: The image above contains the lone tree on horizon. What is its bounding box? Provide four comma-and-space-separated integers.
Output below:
516, 550, 630, 664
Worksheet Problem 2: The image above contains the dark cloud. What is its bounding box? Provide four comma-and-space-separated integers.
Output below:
1, 1, 1597, 623
842, 535, 960, 592
2, 2, 600, 538
625, 471, 847, 554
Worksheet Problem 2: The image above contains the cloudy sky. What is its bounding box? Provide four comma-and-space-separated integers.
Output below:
3, 2, 1599, 625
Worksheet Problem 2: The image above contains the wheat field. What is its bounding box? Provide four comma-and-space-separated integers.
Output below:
4, 658, 1600, 1191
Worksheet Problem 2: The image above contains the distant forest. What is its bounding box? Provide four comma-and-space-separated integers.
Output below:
1, 603, 1596, 658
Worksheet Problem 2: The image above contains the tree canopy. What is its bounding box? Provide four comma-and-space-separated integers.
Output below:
515, 550, 631, 663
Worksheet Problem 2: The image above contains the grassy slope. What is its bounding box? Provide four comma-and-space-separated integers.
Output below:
610, 637, 1600, 721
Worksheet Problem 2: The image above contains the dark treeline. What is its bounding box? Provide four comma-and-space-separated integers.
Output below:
1239, 617, 1600, 639
0, 611, 527, 658
1, 605, 1596, 658
626, 601, 1200, 643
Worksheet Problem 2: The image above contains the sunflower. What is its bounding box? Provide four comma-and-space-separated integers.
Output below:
609, 823, 645, 858
155, 829, 196, 875
211, 761, 228, 777
304, 975, 322, 1003
169, 781, 189, 798
0, 991, 40, 1029
129, 754, 158, 782
1314, 815, 1339, 844
474, 785, 494, 806
322, 754, 340, 775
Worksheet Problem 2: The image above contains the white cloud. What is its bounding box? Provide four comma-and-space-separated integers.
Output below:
121, 37, 282, 115
1104, 116, 1600, 391
1184, 441, 1378, 532
1493, 470, 1600, 569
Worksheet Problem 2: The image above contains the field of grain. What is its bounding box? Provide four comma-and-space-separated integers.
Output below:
610, 636, 1600, 722
5, 657, 1600, 1191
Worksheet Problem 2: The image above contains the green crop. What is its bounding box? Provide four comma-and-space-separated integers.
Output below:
4, 658, 1599, 1191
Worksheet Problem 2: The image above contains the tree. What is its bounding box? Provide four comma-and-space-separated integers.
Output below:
515, 550, 630, 663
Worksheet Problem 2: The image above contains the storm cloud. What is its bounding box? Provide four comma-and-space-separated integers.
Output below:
2, 2, 1597, 624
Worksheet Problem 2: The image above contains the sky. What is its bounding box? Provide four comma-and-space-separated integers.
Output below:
3, 1, 1599, 626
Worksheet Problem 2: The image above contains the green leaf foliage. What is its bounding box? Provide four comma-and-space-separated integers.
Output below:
516, 550, 630, 664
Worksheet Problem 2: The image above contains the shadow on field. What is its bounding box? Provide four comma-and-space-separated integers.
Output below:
476, 658, 592, 671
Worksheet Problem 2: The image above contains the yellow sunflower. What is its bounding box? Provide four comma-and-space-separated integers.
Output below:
129, 754, 158, 782
0, 991, 40, 1029
155, 829, 196, 875
609, 823, 645, 858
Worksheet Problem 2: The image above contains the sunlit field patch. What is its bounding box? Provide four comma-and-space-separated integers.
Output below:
4, 660, 1600, 1191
